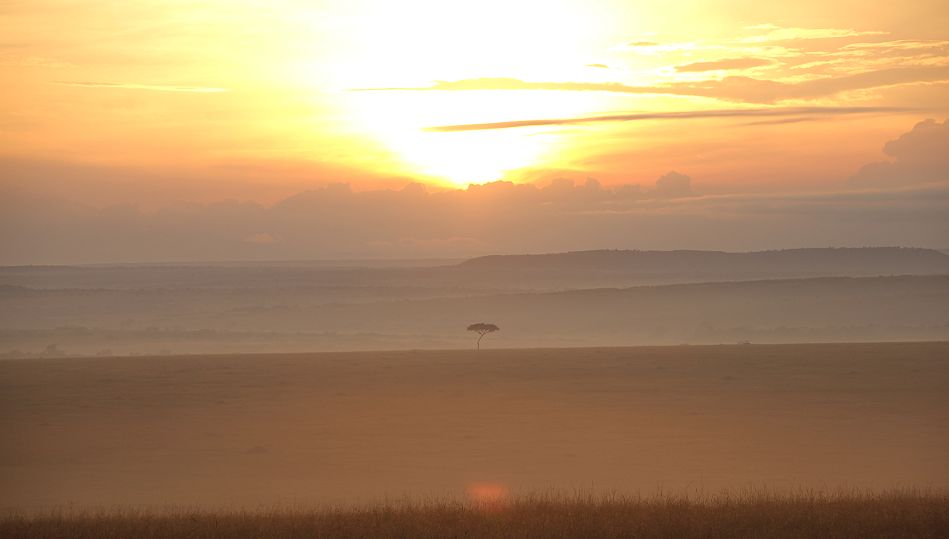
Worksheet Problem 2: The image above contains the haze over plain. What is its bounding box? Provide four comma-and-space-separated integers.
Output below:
1, 0, 949, 522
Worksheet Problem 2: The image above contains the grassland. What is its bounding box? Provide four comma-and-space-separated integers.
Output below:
2, 491, 947, 538
2, 342, 947, 515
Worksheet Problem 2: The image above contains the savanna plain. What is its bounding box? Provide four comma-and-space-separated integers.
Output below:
2, 342, 947, 537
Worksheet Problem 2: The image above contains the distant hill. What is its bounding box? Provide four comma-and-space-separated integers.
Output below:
4, 247, 948, 293
459, 248, 949, 277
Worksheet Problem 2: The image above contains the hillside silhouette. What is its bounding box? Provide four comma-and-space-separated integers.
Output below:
459, 247, 949, 277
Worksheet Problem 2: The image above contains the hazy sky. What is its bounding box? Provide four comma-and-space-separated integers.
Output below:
1, 1, 948, 263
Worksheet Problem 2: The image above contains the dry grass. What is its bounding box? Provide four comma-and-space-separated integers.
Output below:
2, 490, 947, 539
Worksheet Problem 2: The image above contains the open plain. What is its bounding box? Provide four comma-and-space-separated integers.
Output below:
1, 342, 947, 513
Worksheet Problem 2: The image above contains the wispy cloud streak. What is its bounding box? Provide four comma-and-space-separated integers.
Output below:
355, 64, 949, 103
426, 106, 914, 132
675, 57, 772, 72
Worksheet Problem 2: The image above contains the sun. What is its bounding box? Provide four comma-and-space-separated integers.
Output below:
344, 90, 574, 187
322, 0, 612, 187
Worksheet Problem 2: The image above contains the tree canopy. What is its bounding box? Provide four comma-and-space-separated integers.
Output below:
467, 323, 500, 349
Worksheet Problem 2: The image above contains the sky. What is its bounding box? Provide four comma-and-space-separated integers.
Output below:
1, 0, 948, 263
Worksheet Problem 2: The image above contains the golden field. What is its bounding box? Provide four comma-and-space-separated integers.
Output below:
2, 490, 948, 538
2, 342, 947, 513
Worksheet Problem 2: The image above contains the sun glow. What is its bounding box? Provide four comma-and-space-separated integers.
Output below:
343, 90, 611, 186
322, 0, 614, 186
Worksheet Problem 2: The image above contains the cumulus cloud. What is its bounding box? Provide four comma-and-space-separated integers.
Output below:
653, 172, 693, 198
850, 118, 949, 187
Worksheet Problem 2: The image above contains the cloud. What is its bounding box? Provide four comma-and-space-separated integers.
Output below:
850, 118, 949, 187
740, 24, 887, 43
675, 57, 773, 72
839, 39, 949, 59
361, 64, 949, 104
780, 65, 949, 99
741, 116, 827, 126
3, 175, 947, 265
54, 81, 228, 93
586, 63, 609, 69
654, 171, 693, 198
425, 106, 911, 132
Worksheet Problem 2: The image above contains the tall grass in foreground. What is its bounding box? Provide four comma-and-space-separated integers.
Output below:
2, 490, 947, 539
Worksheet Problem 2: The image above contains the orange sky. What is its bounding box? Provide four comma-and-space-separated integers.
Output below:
1, 1, 948, 263
2, 0, 947, 204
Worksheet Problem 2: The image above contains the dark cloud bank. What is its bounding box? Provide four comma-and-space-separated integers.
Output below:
1, 121, 947, 265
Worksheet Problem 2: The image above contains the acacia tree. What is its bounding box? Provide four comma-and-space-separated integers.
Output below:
467, 323, 500, 350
